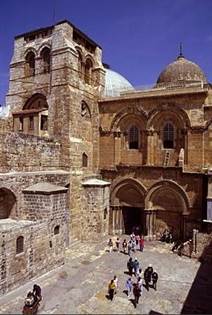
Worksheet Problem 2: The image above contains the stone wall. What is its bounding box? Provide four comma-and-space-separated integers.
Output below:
0, 181, 68, 296
0, 132, 61, 172
0, 220, 66, 295
0, 171, 69, 220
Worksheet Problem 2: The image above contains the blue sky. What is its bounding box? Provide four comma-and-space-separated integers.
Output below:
1, 0, 212, 104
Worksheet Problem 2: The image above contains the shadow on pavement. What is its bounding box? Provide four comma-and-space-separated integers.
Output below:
181, 239, 212, 314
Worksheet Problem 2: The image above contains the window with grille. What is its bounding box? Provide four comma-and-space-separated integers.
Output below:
129, 125, 139, 149
16, 236, 24, 254
163, 122, 174, 148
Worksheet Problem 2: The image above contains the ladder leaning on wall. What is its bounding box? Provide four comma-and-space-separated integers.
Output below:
164, 150, 171, 167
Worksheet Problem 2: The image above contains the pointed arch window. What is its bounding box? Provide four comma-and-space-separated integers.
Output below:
129, 125, 139, 149
163, 122, 174, 148
25, 51, 35, 76
40, 47, 51, 73
84, 59, 93, 84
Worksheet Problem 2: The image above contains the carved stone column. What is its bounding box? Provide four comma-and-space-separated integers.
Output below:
144, 209, 157, 240
146, 129, 154, 165
114, 131, 121, 165
110, 205, 123, 235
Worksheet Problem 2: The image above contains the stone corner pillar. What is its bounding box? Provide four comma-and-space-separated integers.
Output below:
82, 177, 111, 240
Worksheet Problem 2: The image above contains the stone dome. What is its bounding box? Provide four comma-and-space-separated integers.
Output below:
157, 55, 207, 86
104, 65, 133, 97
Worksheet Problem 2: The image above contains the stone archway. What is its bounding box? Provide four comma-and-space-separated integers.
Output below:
0, 188, 16, 219
110, 179, 146, 235
146, 181, 189, 240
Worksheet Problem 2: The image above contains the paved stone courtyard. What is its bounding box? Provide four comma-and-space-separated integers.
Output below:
0, 237, 212, 314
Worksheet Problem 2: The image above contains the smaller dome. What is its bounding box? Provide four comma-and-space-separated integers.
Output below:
104, 67, 133, 97
157, 55, 207, 86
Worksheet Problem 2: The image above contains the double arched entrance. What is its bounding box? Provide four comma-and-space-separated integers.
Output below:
110, 178, 190, 240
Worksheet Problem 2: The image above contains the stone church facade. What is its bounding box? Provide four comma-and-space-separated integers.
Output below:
0, 20, 211, 294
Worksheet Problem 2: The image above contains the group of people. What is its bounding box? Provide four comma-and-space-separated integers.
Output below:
144, 264, 158, 291
107, 232, 145, 255
22, 284, 42, 315
160, 228, 173, 243
107, 233, 158, 308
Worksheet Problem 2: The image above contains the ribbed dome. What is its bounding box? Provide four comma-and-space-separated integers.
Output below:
104, 67, 133, 97
157, 55, 207, 86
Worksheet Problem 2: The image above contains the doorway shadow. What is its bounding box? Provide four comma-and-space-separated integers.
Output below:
181, 239, 212, 314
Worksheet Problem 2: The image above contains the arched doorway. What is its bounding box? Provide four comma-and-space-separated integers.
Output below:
110, 179, 146, 235
146, 182, 189, 240
0, 188, 16, 219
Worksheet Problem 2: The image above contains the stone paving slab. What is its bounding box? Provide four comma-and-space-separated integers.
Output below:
0, 238, 211, 314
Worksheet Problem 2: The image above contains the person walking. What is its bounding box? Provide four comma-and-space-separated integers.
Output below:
133, 258, 140, 277
113, 275, 118, 294
108, 238, 113, 253
139, 235, 144, 252
137, 276, 143, 291
108, 279, 116, 301
132, 239, 136, 252
127, 240, 132, 256
152, 270, 158, 290
122, 239, 127, 254
135, 234, 140, 250
136, 268, 142, 280
115, 238, 120, 252
33, 284, 42, 302
133, 283, 141, 307
127, 257, 134, 276
130, 232, 135, 241
125, 277, 133, 298
144, 264, 153, 291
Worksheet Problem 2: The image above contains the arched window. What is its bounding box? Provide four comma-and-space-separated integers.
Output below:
25, 51, 35, 76
129, 125, 139, 149
163, 122, 174, 148
54, 225, 60, 235
16, 236, 24, 254
40, 47, 51, 73
84, 59, 93, 84
82, 153, 88, 167
77, 50, 83, 79
23, 93, 48, 110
